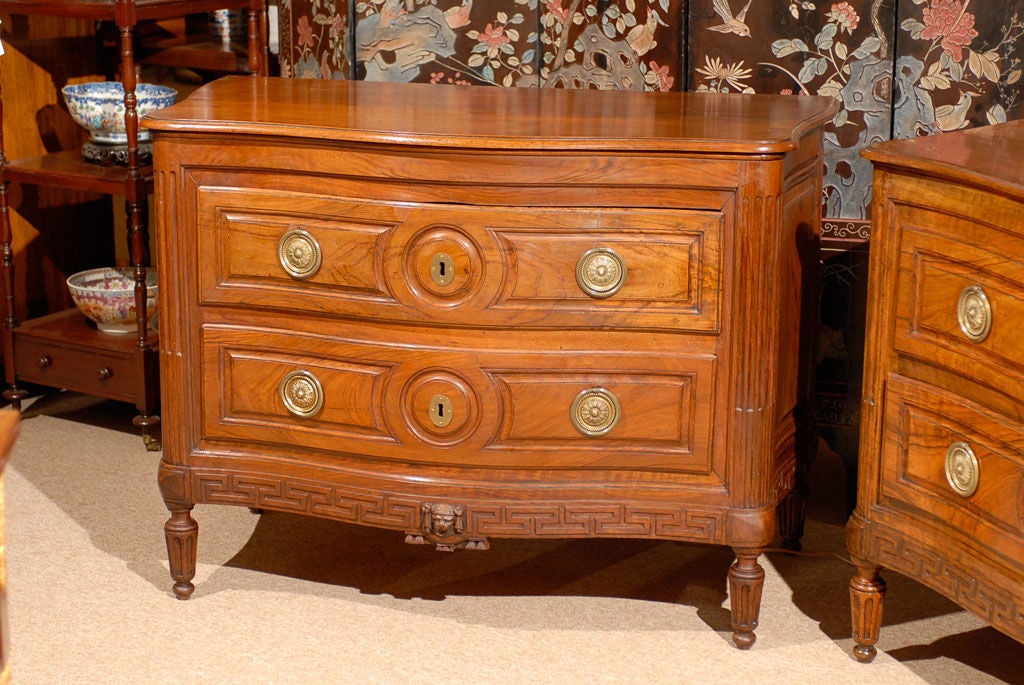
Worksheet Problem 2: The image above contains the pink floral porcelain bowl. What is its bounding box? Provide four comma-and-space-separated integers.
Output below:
67, 267, 158, 334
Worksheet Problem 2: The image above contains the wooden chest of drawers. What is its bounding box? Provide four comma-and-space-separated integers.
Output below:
147, 77, 835, 648
848, 120, 1024, 660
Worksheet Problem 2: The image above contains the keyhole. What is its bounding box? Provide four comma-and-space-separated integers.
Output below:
428, 394, 453, 428
430, 253, 455, 286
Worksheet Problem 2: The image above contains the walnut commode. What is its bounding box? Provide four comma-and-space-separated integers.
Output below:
849, 120, 1024, 660
146, 77, 835, 648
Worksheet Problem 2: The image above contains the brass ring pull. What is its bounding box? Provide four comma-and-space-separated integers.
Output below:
278, 229, 322, 280
957, 285, 991, 342
945, 441, 979, 497
570, 387, 621, 437
576, 247, 626, 299
279, 369, 324, 418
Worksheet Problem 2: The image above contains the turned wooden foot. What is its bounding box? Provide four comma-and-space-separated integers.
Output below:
779, 413, 815, 551
132, 413, 161, 452
728, 548, 766, 649
849, 560, 886, 662
2, 387, 27, 412
164, 508, 198, 599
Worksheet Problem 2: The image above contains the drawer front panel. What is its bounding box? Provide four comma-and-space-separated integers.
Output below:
199, 325, 718, 477
13, 338, 136, 400
196, 186, 722, 332
893, 205, 1024, 396
881, 376, 1024, 565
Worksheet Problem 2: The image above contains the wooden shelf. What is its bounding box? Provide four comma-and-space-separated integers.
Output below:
15, 308, 158, 351
3, 150, 154, 195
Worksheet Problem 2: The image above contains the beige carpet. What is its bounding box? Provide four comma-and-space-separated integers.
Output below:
4, 391, 1022, 684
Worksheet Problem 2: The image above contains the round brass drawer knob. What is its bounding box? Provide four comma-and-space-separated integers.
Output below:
570, 387, 621, 437
278, 229, 322, 280
279, 369, 324, 418
576, 247, 626, 299
957, 285, 991, 342
945, 441, 979, 498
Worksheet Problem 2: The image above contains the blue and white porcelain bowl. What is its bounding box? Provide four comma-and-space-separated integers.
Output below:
67, 267, 158, 334
61, 82, 177, 144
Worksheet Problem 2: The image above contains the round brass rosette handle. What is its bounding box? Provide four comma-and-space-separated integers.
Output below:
278, 229, 322, 280
957, 285, 991, 342
576, 247, 626, 299
279, 369, 324, 418
945, 441, 979, 498
570, 387, 621, 437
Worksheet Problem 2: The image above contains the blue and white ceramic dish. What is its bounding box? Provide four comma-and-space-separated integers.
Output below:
61, 82, 177, 144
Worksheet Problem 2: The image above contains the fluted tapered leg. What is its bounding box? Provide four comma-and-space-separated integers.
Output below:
850, 561, 886, 662
728, 548, 766, 649
164, 508, 198, 600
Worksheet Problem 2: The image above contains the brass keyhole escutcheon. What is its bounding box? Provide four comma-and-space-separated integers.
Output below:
570, 387, 621, 437
279, 369, 324, 418
278, 229, 323, 280
945, 441, 979, 497
957, 285, 991, 342
430, 253, 455, 287
429, 394, 453, 428
576, 247, 626, 299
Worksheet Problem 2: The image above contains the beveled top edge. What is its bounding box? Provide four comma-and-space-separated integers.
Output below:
863, 120, 1024, 196
144, 76, 838, 154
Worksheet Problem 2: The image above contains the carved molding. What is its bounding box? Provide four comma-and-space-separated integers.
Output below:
822, 219, 871, 243
864, 524, 1024, 640
190, 471, 725, 543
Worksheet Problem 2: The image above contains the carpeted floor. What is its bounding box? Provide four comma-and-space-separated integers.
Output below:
4, 391, 1022, 683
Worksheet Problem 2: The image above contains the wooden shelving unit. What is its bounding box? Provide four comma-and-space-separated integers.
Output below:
0, 0, 268, 448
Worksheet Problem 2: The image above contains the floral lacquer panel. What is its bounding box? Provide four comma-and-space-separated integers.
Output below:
689, 0, 894, 222
350, 0, 540, 85
279, 0, 354, 78
893, 0, 1024, 137
538, 0, 684, 90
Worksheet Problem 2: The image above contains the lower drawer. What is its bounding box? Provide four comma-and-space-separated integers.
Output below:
13, 337, 137, 401
880, 375, 1024, 566
199, 324, 719, 478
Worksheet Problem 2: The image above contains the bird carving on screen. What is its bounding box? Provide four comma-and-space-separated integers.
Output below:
708, 0, 752, 37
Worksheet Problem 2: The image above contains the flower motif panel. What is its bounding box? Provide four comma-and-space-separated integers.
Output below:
538, 0, 684, 90
349, 0, 540, 85
688, 0, 896, 221
894, 0, 1024, 136
278, 0, 354, 79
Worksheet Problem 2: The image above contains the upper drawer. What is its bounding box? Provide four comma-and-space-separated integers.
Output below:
196, 186, 723, 333
879, 376, 1024, 568
893, 203, 1024, 398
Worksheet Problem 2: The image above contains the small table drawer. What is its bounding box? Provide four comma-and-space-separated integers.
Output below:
13, 337, 137, 401
197, 185, 723, 333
